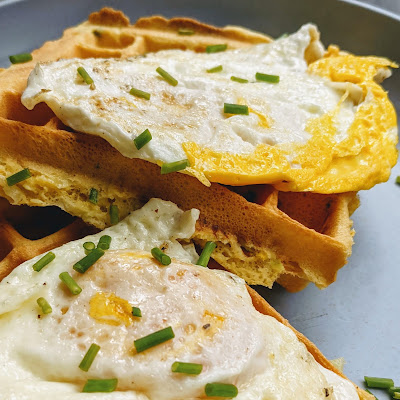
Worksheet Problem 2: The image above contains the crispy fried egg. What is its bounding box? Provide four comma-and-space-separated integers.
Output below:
0, 199, 358, 399
22, 24, 398, 193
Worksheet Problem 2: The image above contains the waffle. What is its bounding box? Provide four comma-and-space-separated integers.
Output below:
0, 7, 359, 291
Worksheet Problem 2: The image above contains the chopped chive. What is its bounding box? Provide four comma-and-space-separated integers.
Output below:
9, 53, 32, 64
32, 252, 55, 272
156, 67, 178, 86
134, 326, 175, 353
161, 159, 189, 174
196, 242, 217, 268
79, 343, 101, 372
59, 272, 82, 295
364, 377, 394, 389
171, 361, 203, 375
77, 67, 94, 85
205, 383, 238, 398
230, 76, 248, 83
255, 72, 280, 83
109, 204, 119, 225
134, 129, 152, 150
394, 393, 400, 400
151, 247, 171, 266
130, 87, 151, 100
396, 176, 400, 185
83, 242, 96, 255
93, 30, 102, 38
73, 248, 105, 274
89, 188, 98, 204
364, 389, 377, 399
206, 44, 227, 53
97, 235, 112, 250
224, 103, 249, 115
132, 306, 142, 318
178, 28, 195, 35
82, 378, 118, 393
6, 168, 31, 186
389, 387, 400, 396
37, 297, 52, 314
206, 65, 223, 73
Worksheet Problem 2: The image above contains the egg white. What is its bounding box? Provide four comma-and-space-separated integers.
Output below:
22, 24, 380, 190
0, 198, 358, 399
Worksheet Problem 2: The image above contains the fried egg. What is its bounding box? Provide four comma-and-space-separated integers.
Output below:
22, 24, 397, 193
0, 198, 358, 399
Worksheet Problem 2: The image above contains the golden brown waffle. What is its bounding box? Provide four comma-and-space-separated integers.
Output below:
0, 7, 358, 291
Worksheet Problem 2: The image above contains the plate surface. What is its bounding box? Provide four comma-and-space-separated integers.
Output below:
0, 0, 399, 398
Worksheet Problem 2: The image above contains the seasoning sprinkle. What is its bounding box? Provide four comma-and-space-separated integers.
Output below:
6, 168, 31, 186
134, 129, 152, 150
255, 72, 280, 83
37, 297, 52, 314
9, 53, 32, 64
224, 103, 249, 115
206, 44, 227, 53
73, 248, 105, 274
161, 159, 189, 174
206, 65, 223, 73
59, 272, 82, 295
156, 67, 178, 86
32, 252, 56, 272
134, 326, 175, 353
151, 247, 171, 266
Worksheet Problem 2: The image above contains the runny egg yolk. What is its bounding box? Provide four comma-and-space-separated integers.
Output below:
89, 292, 135, 327
184, 50, 398, 193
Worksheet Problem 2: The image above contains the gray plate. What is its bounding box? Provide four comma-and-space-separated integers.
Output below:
0, 0, 399, 398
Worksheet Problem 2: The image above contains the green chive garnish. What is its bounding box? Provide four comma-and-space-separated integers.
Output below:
132, 306, 142, 318
97, 235, 112, 250
230, 76, 248, 83
171, 361, 203, 375
151, 247, 171, 266
109, 204, 119, 225
134, 129, 152, 150
364, 376, 394, 389
59, 272, 82, 295
206, 44, 227, 53
82, 378, 118, 393
389, 387, 400, 396
393, 393, 400, 400
134, 326, 175, 353
73, 248, 105, 274
130, 87, 151, 100
156, 67, 178, 86
6, 168, 31, 186
37, 297, 52, 314
196, 242, 217, 268
364, 389, 377, 400
9, 53, 32, 64
224, 103, 249, 115
205, 383, 238, 398
32, 252, 56, 272
77, 67, 94, 85
83, 242, 96, 255
89, 188, 98, 204
206, 65, 223, 73
178, 28, 195, 35
160, 159, 189, 174
79, 343, 101, 372
255, 72, 280, 83
396, 176, 400, 185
